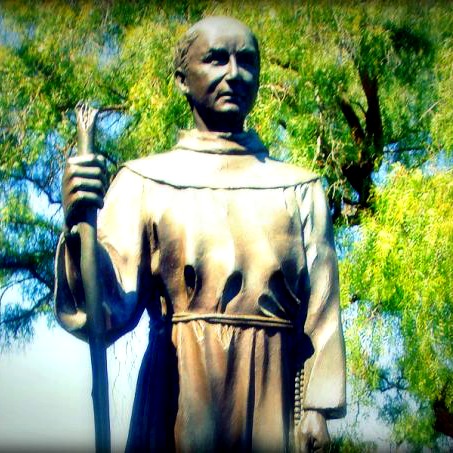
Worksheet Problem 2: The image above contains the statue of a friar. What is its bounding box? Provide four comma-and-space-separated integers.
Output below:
55, 16, 346, 452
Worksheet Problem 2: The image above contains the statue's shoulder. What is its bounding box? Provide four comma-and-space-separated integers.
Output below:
261, 156, 319, 186
121, 150, 175, 173
120, 149, 319, 189
118, 151, 179, 183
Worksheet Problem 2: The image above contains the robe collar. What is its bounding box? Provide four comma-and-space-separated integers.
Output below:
123, 129, 318, 189
173, 129, 268, 155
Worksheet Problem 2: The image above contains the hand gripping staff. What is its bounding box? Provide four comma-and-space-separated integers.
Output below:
75, 102, 111, 453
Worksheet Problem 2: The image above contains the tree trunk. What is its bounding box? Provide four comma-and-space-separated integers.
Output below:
434, 399, 453, 438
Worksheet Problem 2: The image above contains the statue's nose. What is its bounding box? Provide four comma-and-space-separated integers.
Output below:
225, 55, 239, 80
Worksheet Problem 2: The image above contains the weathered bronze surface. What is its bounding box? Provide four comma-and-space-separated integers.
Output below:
56, 16, 346, 452
74, 103, 111, 453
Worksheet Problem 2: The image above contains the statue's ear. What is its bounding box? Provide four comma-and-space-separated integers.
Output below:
175, 69, 190, 95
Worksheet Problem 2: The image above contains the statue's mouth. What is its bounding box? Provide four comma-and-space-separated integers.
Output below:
218, 91, 243, 102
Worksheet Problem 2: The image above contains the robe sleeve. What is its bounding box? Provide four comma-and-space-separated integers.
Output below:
298, 179, 346, 419
54, 167, 151, 345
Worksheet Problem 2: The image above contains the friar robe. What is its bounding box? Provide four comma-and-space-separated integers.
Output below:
55, 129, 346, 452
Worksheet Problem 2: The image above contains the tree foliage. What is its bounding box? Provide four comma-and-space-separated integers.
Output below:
1, 0, 452, 448
340, 166, 453, 447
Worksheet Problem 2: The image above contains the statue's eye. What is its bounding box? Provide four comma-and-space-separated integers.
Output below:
237, 51, 257, 68
203, 49, 230, 65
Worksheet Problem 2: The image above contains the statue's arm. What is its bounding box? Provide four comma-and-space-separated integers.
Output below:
54, 166, 149, 345
295, 179, 346, 450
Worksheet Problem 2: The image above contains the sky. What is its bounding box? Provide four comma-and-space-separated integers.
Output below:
0, 315, 148, 452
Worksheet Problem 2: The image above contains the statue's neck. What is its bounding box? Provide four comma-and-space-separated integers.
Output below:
192, 107, 245, 134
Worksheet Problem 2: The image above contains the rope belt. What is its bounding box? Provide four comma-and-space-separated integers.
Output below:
172, 312, 293, 329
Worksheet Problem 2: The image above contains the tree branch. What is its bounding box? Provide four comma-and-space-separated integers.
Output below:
378, 374, 408, 393
0, 257, 53, 291
268, 56, 299, 74
98, 104, 127, 113
0, 292, 51, 328
434, 398, 453, 438
338, 94, 365, 147
8, 171, 61, 205
0, 277, 33, 305
360, 70, 384, 153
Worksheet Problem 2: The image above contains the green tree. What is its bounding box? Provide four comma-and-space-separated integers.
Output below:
1, 0, 452, 448
340, 166, 453, 447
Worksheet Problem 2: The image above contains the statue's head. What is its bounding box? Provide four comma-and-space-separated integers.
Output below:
174, 16, 260, 133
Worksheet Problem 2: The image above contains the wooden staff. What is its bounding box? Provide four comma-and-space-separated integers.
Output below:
75, 102, 111, 453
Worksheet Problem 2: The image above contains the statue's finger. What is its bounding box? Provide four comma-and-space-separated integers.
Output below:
64, 191, 104, 227
311, 425, 330, 452
96, 154, 106, 166
69, 166, 106, 181
67, 154, 99, 166
64, 164, 107, 192
294, 426, 310, 453
69, 191, 104, 212
67, 177, 105, 197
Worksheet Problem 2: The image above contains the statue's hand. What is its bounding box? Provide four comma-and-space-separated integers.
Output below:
62, 154, 107, 229
295, 410, 330, 453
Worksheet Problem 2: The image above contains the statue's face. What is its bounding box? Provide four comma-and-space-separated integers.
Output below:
178, 19, 260, 131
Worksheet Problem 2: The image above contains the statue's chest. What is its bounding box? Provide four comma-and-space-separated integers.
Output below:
149, 186, 307, 319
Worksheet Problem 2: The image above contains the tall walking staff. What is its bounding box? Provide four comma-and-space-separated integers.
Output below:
75, 102, 111, 453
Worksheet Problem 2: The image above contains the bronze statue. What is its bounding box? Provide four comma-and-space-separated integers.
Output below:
56, 16, 346, 452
